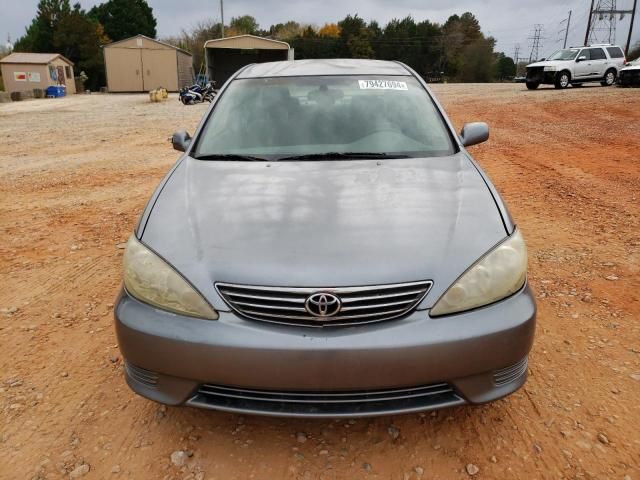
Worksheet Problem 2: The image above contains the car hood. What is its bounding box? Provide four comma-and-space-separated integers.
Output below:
527, 60, 572, 69
141, 154, 508, 311
621, 63, 640, 71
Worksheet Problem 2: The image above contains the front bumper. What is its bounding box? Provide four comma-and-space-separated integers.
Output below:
618, 69, 640, 87
115, 285, 536, 417
526, 67, 557, 85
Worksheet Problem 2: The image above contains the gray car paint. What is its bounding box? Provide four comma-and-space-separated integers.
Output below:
116, 283, 535, 401
118, 59, 535, 416
141, 153, 507, 313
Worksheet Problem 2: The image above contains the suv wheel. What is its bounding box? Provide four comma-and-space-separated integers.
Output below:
526, 81, 540, 90
601, 69, 616, 86
555, 71, 571, 89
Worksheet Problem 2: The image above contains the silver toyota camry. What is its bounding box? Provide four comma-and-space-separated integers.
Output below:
115, 59, 536, 417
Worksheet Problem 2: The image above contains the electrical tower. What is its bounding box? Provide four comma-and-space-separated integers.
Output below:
513, 44, 521, 75
528, 25, 544, 62
585, 0, 637, 54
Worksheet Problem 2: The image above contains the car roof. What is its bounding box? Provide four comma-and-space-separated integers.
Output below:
236, 59, 411, 79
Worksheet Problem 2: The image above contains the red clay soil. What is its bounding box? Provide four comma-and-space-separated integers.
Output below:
1, 84, 639, 480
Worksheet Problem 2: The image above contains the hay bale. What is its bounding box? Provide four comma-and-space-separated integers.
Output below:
21, 90, 34, 99
0, 92, 12, 103
10, 91, 22, 101
33, 88, 44, 99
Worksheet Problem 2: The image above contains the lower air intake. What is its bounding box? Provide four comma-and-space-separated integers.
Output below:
188, 382, 464, 417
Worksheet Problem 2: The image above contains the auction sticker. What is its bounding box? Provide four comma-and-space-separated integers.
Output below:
358, 79, 408, 90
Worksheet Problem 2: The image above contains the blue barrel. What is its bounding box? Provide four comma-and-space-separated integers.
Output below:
46, 86, 66, 98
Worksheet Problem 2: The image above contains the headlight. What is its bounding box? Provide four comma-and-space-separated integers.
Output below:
430, 229, 527, 317
123, 235, 218, 320
544, 66, 557, 72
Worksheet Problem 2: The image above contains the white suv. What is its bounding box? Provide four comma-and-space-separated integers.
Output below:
525, 44, 627, 89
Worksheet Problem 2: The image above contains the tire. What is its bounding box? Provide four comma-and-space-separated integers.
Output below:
554, 71, 571, 89
526, 81, 540, 90
601, 69, 616, 86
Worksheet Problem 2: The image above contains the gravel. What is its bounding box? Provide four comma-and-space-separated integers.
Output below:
387, 425, 400, 440
170, 450, 189, 467
69, 464, 90, 478
465, 464, 479, 476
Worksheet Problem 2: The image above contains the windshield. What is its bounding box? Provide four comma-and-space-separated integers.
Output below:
193, 75, 455, 160
547, 49, 580, 61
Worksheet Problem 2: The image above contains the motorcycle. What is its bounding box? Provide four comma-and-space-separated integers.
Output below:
179, 81, 217, 105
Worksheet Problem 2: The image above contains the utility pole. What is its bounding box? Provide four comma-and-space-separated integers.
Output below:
528, 24, 544, 62
562, 10, 573, 48
626, 0, 637, 55
220, 0, 225, 38
585, 0, 596, 45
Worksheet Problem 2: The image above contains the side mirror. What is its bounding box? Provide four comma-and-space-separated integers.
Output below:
460, 122, 489, 147
576, 56, 587, 62
172, 130, 191, 152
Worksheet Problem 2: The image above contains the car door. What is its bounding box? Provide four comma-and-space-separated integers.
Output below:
574, 49, 592, 78
588, 48, 607, 76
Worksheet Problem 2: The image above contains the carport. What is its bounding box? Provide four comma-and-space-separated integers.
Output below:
204, 35, 292, 86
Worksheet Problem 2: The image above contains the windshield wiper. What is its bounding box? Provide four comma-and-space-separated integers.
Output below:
192, 153, 269, 161
276, 152, 410, 161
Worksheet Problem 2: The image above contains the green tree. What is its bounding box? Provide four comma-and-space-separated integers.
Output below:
494, 53, 516, 80
54, 3, 109, 90
338, 14, 373, 58
14, 0, 72, 52
441, 12, 494, 81
229, 15, 259, 35
458, 37, 495, 82
628, 42, 640, 60
89, 0, 156, 41
270, 21, 302, 40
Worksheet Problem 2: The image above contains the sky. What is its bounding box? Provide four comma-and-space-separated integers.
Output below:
2, 0, 639, 59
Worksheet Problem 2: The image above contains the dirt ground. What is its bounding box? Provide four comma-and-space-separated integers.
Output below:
1, 83, 639, 480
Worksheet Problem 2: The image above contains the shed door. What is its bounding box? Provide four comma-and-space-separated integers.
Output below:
141, 49, 177, 91
106, 48, 143, 92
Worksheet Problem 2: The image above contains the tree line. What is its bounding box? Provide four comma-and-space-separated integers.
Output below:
10, 0, 544, 90
167, 13, 519, 82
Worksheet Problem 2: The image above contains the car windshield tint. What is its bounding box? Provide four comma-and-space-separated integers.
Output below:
193, 76, 455, 160
547, 49, 580, 61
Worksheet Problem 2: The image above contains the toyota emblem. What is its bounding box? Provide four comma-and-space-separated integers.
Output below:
305, 292, 342, 317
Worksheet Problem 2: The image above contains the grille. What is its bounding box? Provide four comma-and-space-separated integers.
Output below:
215, 281, 433, 327
124, 361, 158, 388
493, 356, 528, 387
188, 382, 463, 417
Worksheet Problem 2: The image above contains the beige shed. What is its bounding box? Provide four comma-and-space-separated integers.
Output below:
0, 53, 76, 94
204, 35, 293, 86
103, 35, 193, 92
